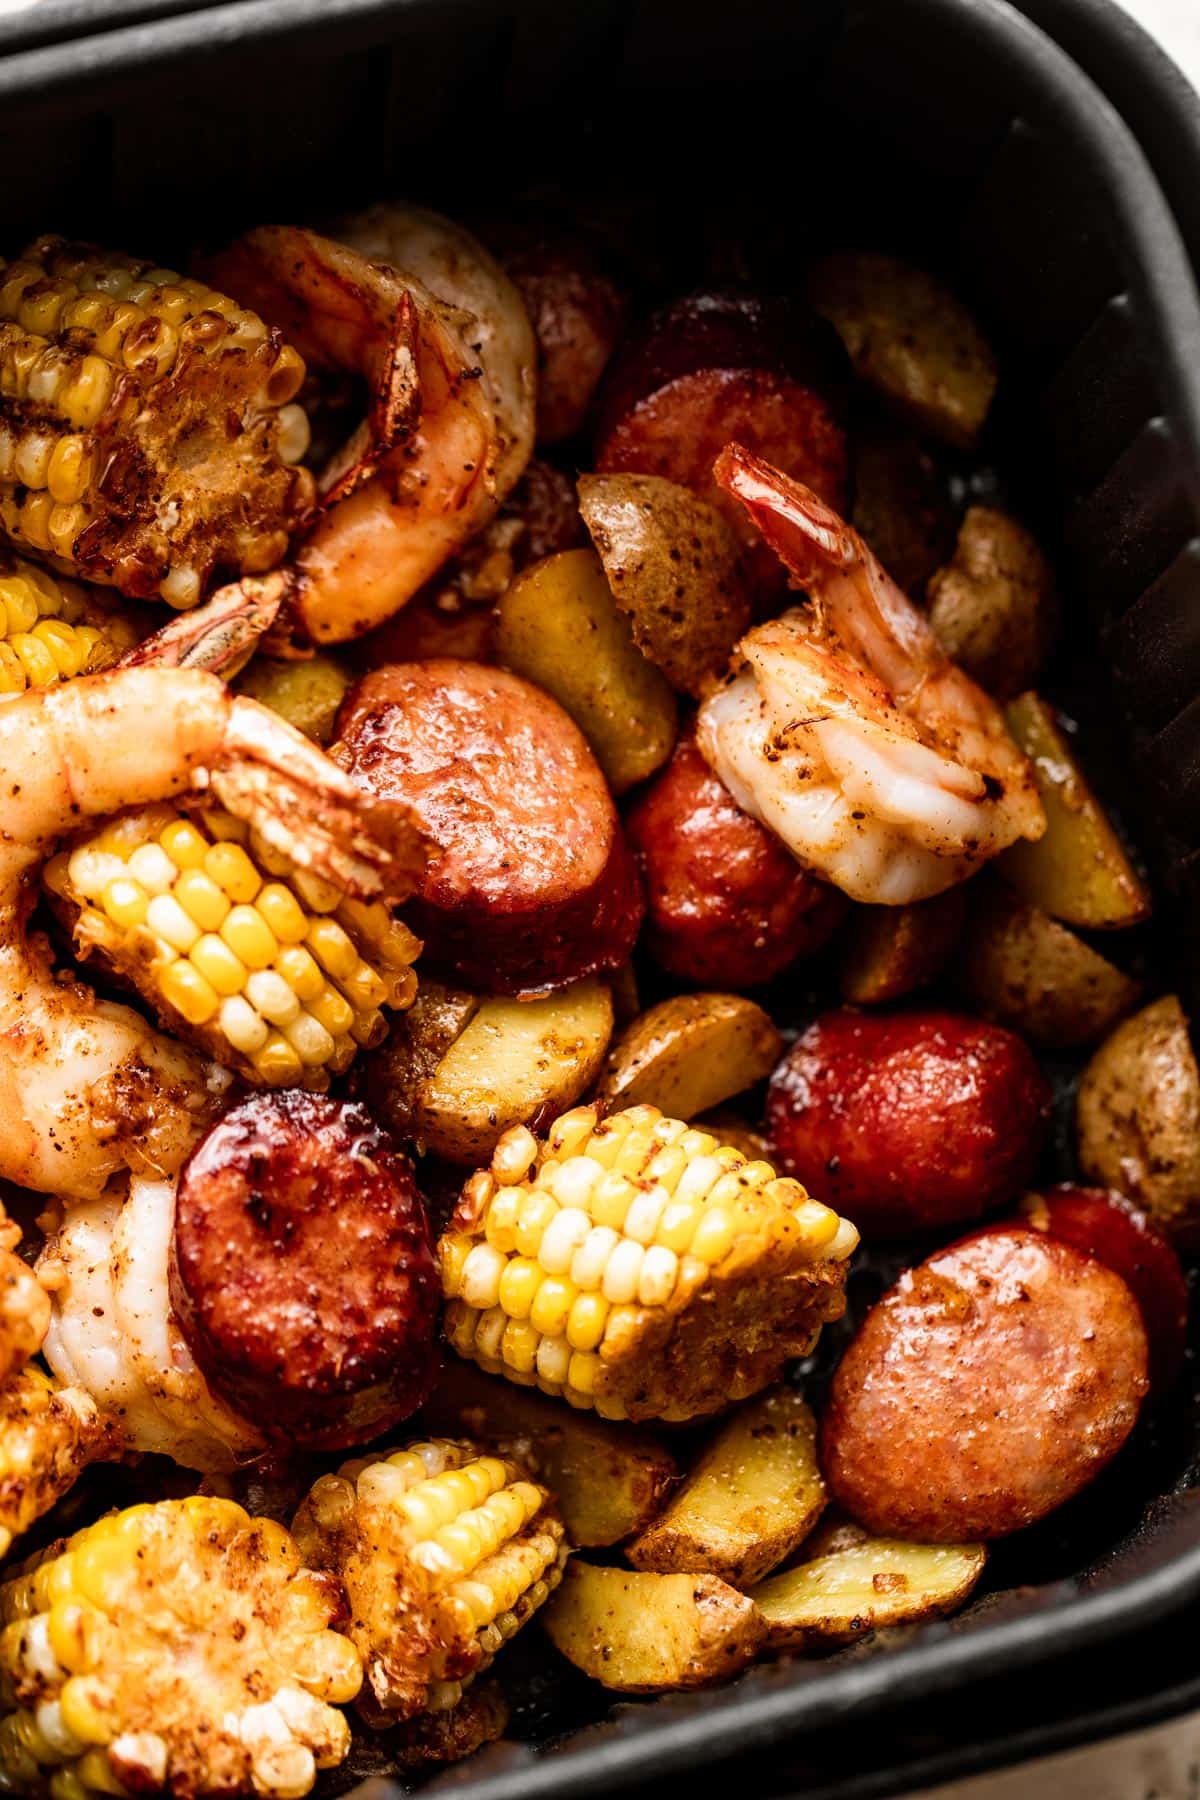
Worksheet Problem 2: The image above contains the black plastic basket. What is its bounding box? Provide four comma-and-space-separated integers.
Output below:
4, 1, 1200, 1794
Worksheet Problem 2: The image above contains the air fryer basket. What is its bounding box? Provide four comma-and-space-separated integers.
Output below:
2, 0, 1200, 1794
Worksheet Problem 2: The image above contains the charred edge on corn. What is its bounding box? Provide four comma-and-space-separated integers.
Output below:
44, 805, 420, 1089
292, 1438, 568, 1725
0, 237, 314, 608
0, 1496, 360, 1799
0, 555, 140, 692
0, 1369, 117, 1563
439, 1105, 860, 1422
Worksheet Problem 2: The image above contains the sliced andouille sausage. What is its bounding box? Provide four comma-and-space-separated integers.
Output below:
170, 1091, 440, 1450
503, 236, 628, 444
822, 1227, 1149, 1540
1021, 1186, 1189, 1391
767, 1008, 1050, 1237
594, 292, 851, 586
625, 734, 844, 987
335, 660, 643, 994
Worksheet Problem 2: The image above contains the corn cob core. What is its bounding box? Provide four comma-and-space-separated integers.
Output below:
439, 1104, 859, 1422
0, 555, 140, 693
0, 1369, 117, 1562
0, 1496, 360, 1799
0, 236, 314, 608
292, 1438, 568, 1725
44, 804, 420, 1089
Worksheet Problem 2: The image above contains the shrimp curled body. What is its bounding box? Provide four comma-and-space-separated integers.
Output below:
0, 667, 423, 1201
697, 446, 1045, 903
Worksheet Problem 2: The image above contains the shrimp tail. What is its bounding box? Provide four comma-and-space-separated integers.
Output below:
215, 697, 428, 903
121, 573, 288, 678
317, 289, 422, 506
715, 442, 858, 589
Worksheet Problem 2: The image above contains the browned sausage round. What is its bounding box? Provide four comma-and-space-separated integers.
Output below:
822, 1227, 1149, 1540
335, 660, 644, 994
624, 734, 844, 986
170, 1091, 440, 1450
504, 239, 627, 445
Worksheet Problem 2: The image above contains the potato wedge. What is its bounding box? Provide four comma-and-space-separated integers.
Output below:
926, 507, 1056, 698
807, 251, 997, 449
420, 1359, 677, 1547
236, 651, 352, 744
798, 1508, 871, 1561
542, 1564, 766, 1691
577, 472, 749, 697
997, 693, 1150, 929
751, 1539, 986, 1650
628, 1387, 824, 1586
369, 977, 613, 1164
839, 888, 967, 1006
495, 547, 677, 794
595, 993, 783, 1118
959, 881, 1141, 1048
1077, 995, 1200, 1245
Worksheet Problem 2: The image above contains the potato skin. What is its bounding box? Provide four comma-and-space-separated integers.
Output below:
1022, 1186, 1188, 1390
1076, 995, 1200, 1246
767, 1008, 1050, 1236
926, 506, 1057, 698
625, 735, 845, 987
821, 1227, 1149, 1540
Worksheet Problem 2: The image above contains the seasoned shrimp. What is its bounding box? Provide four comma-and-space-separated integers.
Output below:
208, 213, 535, 646
38, 1177, 264, 1470
696, 446, 1045, 903
0, 665, 424, 1200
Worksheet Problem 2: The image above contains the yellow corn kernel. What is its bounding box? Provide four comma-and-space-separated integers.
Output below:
514, 1192, 558, 1260
190, 934, 248, 996
256, 882, 308, 944
11, 631, 60, 686
0, 577, 38, 633
273, 945, 324, 1003
159, 819, 208, 871
305, 918, 357, 982
100, 876, 147, 929
159, 960, 219, 1026
565, 1291, 609, 1352
220, 904, 277, 970
306, 984, 354, 1037
61, 356, 114, 429
172, 868, 230, 931
254, 1032, 304, 1085
529, 1276, 575, 1338
497, 1257, 541, 1320
204, 841, 261, 904
45, 436, 93, 506
0, 641, 21, 691
690, 1207, 737, 1266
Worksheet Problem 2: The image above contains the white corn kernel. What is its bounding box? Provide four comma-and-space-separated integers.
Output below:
245, 969, 301, 1026
145, 893, 201, 952
569, 1225, 620, 1291
601, 1239, 645, 1306
622, 1185, 668, 1246
126, 843, 176, 895
460, 1244, 506, 1311
637, 1245, 679, 1306
536, 1208, 591, 1276
219, 995, 269, 1055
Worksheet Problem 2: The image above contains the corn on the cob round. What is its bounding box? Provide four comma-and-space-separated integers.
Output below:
44, 805, 420, 1089
439, 1104, 859, 1422
292, 1438, 568, 1726
0, 555, 140, 693
0, 237, 314, 608
0, 1369, 117, 1562
0, 1496, 360, 1798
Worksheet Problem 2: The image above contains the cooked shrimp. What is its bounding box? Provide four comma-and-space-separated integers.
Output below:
696, 445, 1045, 903
0, 1207, 49, 1387
38, 1177, 264, 1469
0, 665, 424, 1200
208, 214, 535, 646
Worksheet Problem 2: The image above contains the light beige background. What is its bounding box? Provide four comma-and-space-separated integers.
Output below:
911, 1712, 1200, 1798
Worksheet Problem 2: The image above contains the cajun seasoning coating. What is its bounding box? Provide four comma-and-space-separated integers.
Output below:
335, 660, 643, 995
170, 1091, 440, 1448
822, 1227, 1149, 1540
625, 734, 845, 987
767, 1008, 1050, 1237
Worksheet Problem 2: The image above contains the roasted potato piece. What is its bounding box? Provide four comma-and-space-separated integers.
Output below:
369, 977, 613, 1164
997, 693, 1151, 928
495, 548, 677, 793
839, 889, 967, 1005
751, 1539, 986, 1650
235, 651, 352, 744
936, 532, 1045, 683
851, 422, 956, 595
926, 506, 1056, 698
389, 1680, 510, 1770
542, 1563, 766, 1691
1076, 995, 1200, 1245
628, 1388, 824, 1586
807, 251, 998, 449
420, 1358, 677, 1547
596, 993, 783, 1118
959, 881, 1141, 1048
577, 473, 749, 697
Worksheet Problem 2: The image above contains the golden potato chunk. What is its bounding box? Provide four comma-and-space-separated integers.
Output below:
839, 889, 967, 1006
595, 993, 783, 1119
751, 1538, 986, 1650
926, 507, 1056, 698
236, 651, 353, 744
628, 1387, 824, 1586
541, 1563, 766, 1691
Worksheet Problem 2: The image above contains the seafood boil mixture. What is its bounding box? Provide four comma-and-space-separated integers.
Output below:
0, 208, 1186, 1796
